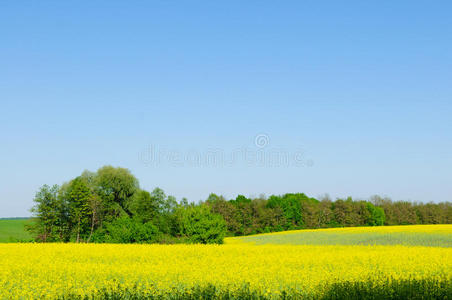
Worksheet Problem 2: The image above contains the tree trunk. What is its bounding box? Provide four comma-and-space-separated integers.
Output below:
76, 218, 80, 243
43, 225, 47, 243
87, 211, 95, 243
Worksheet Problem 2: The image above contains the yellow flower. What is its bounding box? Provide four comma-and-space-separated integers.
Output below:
0, 225, 450, 298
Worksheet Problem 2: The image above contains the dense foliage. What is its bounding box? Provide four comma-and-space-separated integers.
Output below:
174, 205, 227, 244
28, 165, 451, 243
28, 166, 226, 244
208, 193, 452, 236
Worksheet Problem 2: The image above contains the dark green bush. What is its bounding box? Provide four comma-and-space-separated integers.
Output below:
92, 217, 160, 243
175, 204, 227, 244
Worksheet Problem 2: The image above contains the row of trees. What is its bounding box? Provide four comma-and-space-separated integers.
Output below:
29, 166, 226, 244
207, 193, 452, 236
29, 166, 451, 243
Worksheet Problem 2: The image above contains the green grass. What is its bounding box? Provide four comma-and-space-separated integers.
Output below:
0, 218, 33, 242
228, 225, 452, 247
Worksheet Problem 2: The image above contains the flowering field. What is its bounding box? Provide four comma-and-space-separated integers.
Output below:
226, 224, 452, 247
1, 225, 451, 299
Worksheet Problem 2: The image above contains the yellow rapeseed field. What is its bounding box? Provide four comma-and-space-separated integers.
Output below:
0, 225, 451, 299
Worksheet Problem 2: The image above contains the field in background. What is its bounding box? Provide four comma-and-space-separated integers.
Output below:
225, 224, 452, 247
0, 218, 33, 242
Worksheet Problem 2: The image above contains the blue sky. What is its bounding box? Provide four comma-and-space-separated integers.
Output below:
1, 1, 451, 217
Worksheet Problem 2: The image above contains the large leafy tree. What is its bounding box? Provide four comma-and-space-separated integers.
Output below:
66, 177, 92, 242
95, 166, 139, 218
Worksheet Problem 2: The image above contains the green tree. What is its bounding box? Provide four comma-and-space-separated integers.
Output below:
151, 187, 166, 205
149, 188, 179, 234
232, 195, 251, 205
267, 193, 317, 229
130, 189, 159, 223
317, 196, 334, 228
332, 198, 354, 226
78, 170, 103, 241
95, 166, 139, 218
206, 193, 224, 204
366, 202, 385, 226
28, 184, 61, 242
176, 205, 226, 244
66, 177, 92, 242
208, 196, 241, 235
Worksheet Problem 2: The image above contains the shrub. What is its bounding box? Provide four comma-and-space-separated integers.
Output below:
92, 217, 160, 243
176, 205, 227, 244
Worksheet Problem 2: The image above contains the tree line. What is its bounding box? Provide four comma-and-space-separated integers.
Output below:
29, 166, 452, 244
207, 193, 451, 236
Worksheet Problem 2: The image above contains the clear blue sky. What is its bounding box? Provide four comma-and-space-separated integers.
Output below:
1, 1, 451, 217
